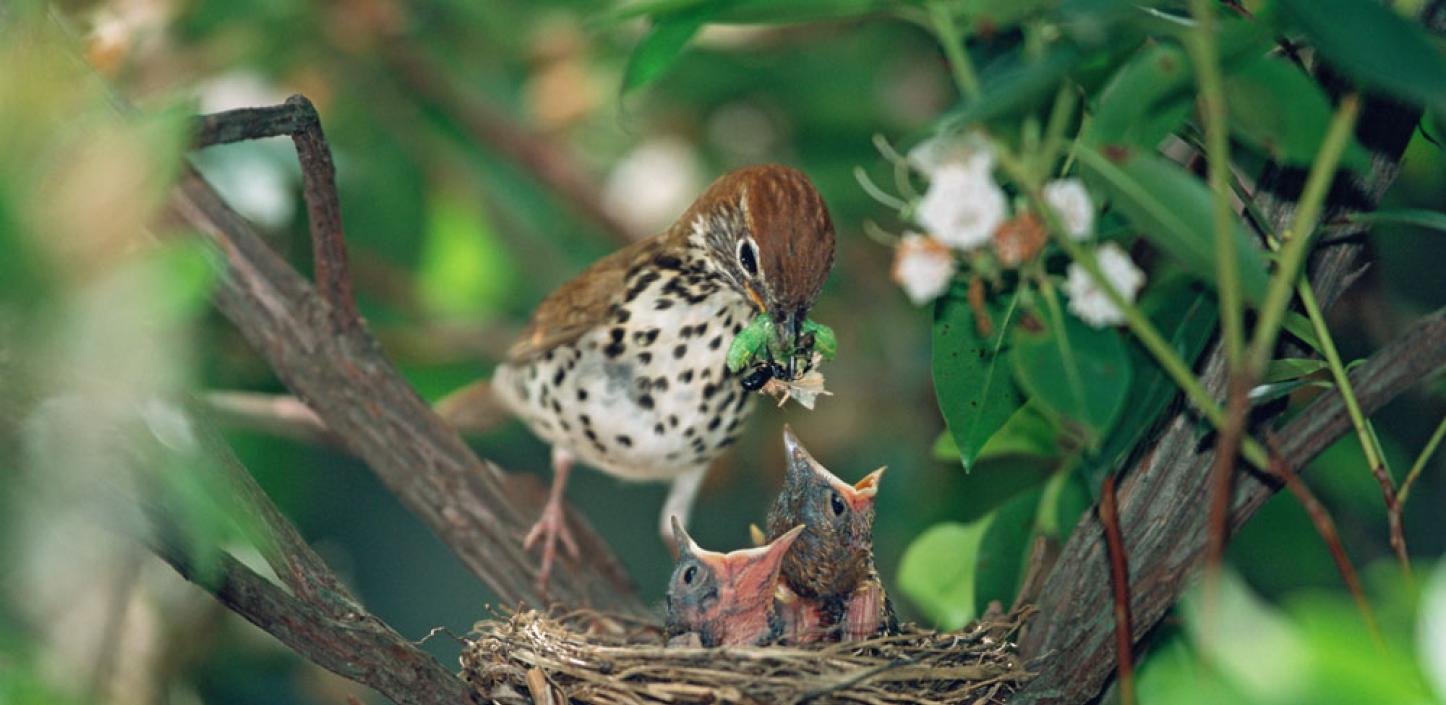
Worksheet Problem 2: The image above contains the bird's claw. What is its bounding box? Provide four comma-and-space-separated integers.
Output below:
524, 499, 580, 588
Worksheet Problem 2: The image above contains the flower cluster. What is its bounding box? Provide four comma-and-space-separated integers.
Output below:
885, 132, 1145, 328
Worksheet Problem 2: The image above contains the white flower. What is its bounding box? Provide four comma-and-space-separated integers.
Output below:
915, 165, 1008, 251
1043, 178, 1095, 241
1064, 242, 1145, 328
908, 131, 995, 177
891, 233, 956, 305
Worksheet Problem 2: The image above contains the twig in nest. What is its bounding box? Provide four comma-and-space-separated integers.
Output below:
461, 608, 1035, 705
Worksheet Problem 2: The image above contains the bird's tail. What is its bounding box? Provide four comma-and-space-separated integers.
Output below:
435, 377, 512, 435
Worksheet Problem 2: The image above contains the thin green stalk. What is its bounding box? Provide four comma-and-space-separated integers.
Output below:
1041, 85, 1078, 177
927, 1, 980, 99
1247, 94, 1362, 374
1185, 0, 1244, 370
1297, 282, 1386, 472
1036, 266, 1089, 415
1399, 415, 1446, 506
1001, 154, 1269, 469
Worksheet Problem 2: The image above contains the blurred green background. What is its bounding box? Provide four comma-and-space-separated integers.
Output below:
1, 1, 1444, 704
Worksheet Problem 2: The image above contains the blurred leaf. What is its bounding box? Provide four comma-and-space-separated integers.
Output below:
1278, 0, 1446, 116
1283, 311, 1324, 354
1263, 357, 1329, 383
955, 0, 1051, 33
1090, 42, 1193, 148
419, 193, 514, 319
932, 429, 960, 461
1078, 145, 1271, 305
933, 286, 1027, 471
137, 241, 223, 323
898, 518, 992, 630
972, 483, 1040, 613
1086, 273, 1216, 490
1248, 378, 1332, 406
941, 43, 1083, 128
606, 0, 891, 25
1347, 208, 1446, 234
1222, 56, 1373, 172
1011, 302, 1131, 446
977, 401, 1061, 460
621, 10, 712, 93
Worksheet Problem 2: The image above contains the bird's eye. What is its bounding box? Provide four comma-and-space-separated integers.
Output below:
829, 491, 847, 517
737, 239, 759, 277
683, 565, 697, 585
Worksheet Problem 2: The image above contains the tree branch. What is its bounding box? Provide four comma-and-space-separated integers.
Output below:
165, 99, 646, 615
138, 405, 476, 705
1014, 306, 1446, 704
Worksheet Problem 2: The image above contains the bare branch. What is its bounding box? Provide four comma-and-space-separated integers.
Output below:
168, 100, 646, 614
196, 95, 357, 330
137, 407, 476, 705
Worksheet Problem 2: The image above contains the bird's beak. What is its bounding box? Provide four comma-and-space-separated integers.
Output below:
723, 524, 803, 600
744, 283, 767, 313
671, 515, 704, 560
781, 426, 883, 511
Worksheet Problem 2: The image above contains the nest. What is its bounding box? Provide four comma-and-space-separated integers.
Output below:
460, 605, 1034, 705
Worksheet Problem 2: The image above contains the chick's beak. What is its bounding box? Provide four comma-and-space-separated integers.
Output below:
725, 524, 804, 599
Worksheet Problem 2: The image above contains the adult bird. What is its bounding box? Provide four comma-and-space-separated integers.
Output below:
491, 164, 836, 585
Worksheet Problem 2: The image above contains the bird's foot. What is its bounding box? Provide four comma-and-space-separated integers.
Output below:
524, 496, 580, 589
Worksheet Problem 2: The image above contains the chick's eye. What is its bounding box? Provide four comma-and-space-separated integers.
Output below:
738, 240, 758, 277
829, 491, 847, 517
682, 565, 697, 585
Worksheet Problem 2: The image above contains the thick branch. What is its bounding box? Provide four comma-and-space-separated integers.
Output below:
137, 406, 474, 705
168, 101, 645, 614
1014, 307, 1446, 704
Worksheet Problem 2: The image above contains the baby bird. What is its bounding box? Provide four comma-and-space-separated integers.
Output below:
766, 425, 894, 642
665, 516, 805, 647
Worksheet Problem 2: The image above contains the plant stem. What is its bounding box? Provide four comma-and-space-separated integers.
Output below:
1246, 94, 1361, 375
1185, 0, 1244, 371
1001, 152, 1269, 469
1399, 415, 1446, 506
927, 1, 980, 100
1035, 266, 1089, 419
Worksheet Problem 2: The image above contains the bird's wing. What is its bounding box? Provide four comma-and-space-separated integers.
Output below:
505, 236, 664, 364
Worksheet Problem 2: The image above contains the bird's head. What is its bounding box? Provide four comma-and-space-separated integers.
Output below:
664, 516, 804, 647
684, 164, 836, 360
770, 425, 885, 597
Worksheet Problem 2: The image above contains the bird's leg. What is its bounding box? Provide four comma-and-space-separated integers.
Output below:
524, 446, 580, 587
660, 466, 709, 555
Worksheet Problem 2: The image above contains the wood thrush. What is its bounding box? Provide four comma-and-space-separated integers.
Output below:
492, 164, 836, 586
665, 517, 804, 647
766, 425, 895, 641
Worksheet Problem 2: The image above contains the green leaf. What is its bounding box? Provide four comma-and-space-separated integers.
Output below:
1087, 273, 1216, 489
1346, 208, 1446, 234
1264, 357, 1329, 383
1282, 311, 1324, 354
897, 518, 993, 630
1010, 302, 1132, 446
932, 429, 960, 461
1278, 0, 1446, 116
932, 286, 1027, 471
621, 10, 712, 93
977, 401, 1061, 460
1222, 56, 1372, 172
1090, 42, 1193, 148
1077, 145, 1271, 305
603, 0, 889, 26
941, 43, 1082, 129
